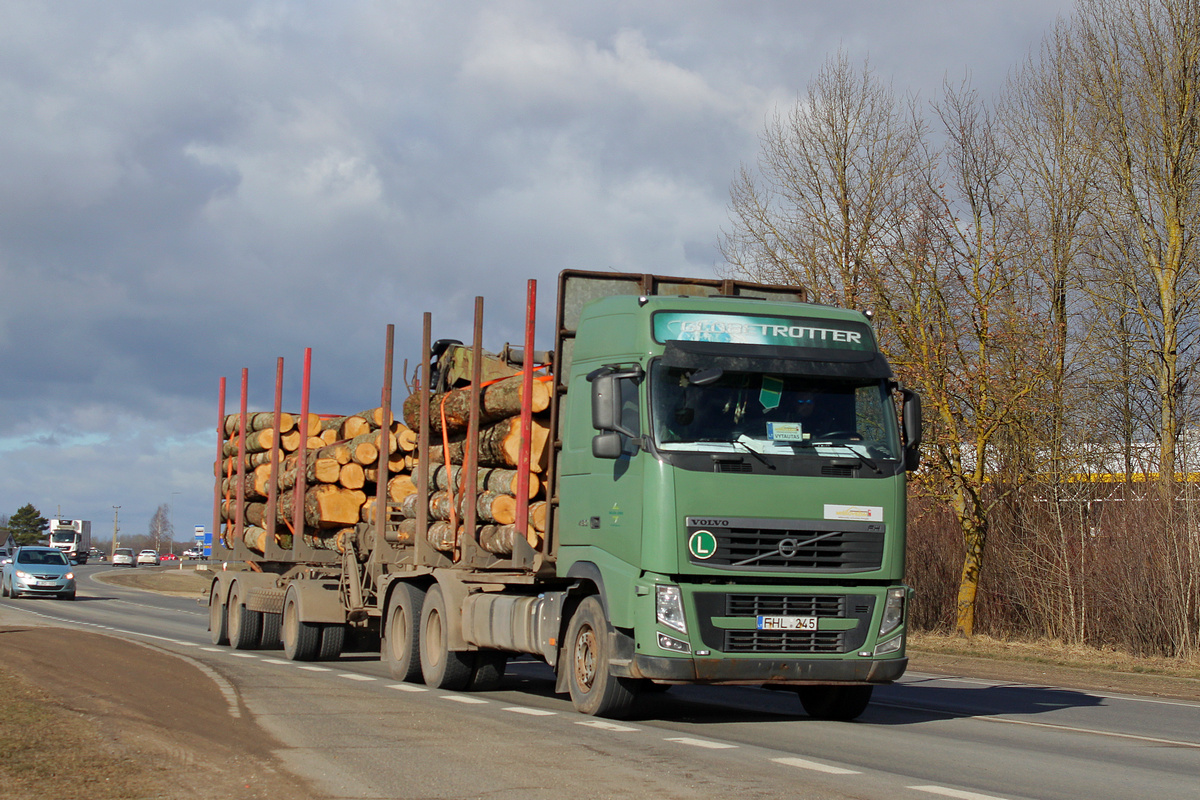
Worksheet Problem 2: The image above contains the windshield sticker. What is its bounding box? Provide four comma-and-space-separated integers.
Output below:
767, 421, 805, 442
759, 375, 783, 410
824, 504, 884, 522
653, 312, 872, 350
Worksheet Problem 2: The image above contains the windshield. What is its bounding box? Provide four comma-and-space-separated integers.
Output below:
50, 532, 77, 543
649, 363, 901, 460
17, 550, 69, 566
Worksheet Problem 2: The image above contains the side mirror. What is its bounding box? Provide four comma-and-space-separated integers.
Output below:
588, 365, 642, 459
901, 388, 922, 471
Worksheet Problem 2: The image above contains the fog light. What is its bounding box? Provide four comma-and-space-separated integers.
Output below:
874, 634, 904, 656
657, 632, 691, 653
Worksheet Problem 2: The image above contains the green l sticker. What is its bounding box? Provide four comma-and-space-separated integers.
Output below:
689, 530, 718, 560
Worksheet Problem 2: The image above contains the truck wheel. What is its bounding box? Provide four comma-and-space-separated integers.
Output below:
260, 612, 283, 649
208, 583, 229, 646
419, 584, 473, 690
468, 651, 507, 691
282, 590, 321, 661
796, 685, 873, 721
317, 624, 345, 660
565, 596, 638, 718
382, 582, 425, 682
228, 585, 263, 650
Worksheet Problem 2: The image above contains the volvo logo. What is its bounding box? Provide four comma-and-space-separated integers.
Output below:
688, 518, 731, 527
777, 538, 801, 558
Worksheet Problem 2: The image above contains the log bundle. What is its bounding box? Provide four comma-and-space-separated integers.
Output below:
216, 371, 552, 560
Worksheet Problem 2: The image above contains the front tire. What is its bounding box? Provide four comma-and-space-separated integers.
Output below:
419, 584, 473, 690
382, 582, 425, 682
564, 596, 638, 718
796, 685, 873, 721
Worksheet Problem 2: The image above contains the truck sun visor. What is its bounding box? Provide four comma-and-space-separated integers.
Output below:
661, 340, 894, 380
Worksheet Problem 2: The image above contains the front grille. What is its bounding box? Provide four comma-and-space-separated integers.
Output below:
687, 516, 884, 572
694, 591, 874, 655
725, 629, 844, 653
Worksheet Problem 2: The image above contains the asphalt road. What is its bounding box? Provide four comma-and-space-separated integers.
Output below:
3, 563, 1199, 800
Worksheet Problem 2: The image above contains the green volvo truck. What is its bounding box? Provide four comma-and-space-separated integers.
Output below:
205, 269, 921, 720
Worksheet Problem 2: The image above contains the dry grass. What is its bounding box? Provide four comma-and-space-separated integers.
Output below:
0, 669, 165, 800
910, 630, 1200, 681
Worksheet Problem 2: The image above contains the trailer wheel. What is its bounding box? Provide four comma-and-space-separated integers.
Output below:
282, 589, 321, 661
260, 612, 283, 649
228, 584, 263, 650
796, 685, 873, 721
382, 582, 425, 682
419, 584, 473, 690
317, 624, 345, 661
565, 596, 638, 718
208, 583, 229, 646
468, 651, 507, 691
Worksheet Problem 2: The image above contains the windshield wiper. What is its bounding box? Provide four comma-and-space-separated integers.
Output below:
800, 440, 880, 473
733, 436, 776, 471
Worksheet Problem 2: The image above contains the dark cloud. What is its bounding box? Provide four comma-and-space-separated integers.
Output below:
0, 0, 1073, 534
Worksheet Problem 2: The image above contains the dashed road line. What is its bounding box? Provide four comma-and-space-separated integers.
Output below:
771, 756, 860, 775
575, 719, 638, 732
387, 683, 429, 692
909, 786, 1012, 800
503, 706, 557, 716
665, 737, 738, 750
339, 673, 377, 681
298, 665, 331, 672
443, 695, 488, 704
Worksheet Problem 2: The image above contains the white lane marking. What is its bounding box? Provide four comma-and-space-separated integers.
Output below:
771, 756, 860, 775
904, 673, 1200, 709
982, 714, 1200, 749
503, 707, 557, 716
665, 737, 737, 750
339, 673, 376, 682
261, 658, 290, 664
576, 719, 638, 732
442, 695, 488, 704
386, 683, 429, 692
200, 647, 223, 652
298, 665, 330, 672
229, 652, 258, 658
909, 786, 1012, 800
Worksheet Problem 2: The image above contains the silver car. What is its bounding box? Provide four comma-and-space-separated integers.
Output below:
1, 546, 76, 600
112, 547, 136, 567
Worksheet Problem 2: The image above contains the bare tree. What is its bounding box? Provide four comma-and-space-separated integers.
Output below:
1073, 0, 1200, 483
148, 503, 172, 553
721, 51, 925, 307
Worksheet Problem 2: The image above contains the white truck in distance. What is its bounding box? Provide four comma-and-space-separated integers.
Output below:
48, 519, 92, 565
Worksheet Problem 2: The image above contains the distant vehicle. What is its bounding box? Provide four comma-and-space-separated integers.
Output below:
183, 548, 203, 560
112, 548, 136, 567
48, 519, 91, 565
161, 553, 178, 561
88, 547, 106, 561
136, 550, 160, 566
1, 546, 76, 600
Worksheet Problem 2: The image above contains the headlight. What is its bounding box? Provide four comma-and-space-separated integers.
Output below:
878, 587, 906, 637
656, 584, 687, 634
64, 572, 75, 580
15, 570, 30, 579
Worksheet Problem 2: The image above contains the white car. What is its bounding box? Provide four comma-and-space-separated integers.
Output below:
111, 548, 136, 567
136, 550, 160, 566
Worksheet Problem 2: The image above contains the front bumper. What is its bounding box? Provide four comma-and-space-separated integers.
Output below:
621, 653, 907, 684
13, 577, 75, 595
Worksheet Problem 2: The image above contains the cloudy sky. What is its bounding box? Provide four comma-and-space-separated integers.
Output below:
1, 0, 1074, 545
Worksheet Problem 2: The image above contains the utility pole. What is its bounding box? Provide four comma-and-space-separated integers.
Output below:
111, 506, 120, 556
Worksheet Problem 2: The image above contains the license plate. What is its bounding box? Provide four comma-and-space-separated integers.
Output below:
757, 615, 817, 631
35, 580, 59, 588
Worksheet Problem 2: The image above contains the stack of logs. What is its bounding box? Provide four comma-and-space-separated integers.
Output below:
216, 372, 552, 559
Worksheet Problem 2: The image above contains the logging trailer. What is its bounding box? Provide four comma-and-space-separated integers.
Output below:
205, 269, 922, 719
